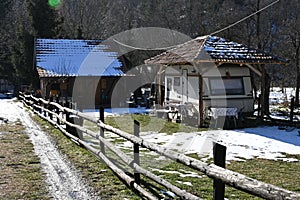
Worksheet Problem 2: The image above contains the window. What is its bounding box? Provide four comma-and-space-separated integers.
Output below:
174, 77, 181, 87
209, 77, 244, 95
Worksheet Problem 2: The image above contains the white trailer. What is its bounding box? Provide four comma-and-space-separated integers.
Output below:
164, 63, 254, 124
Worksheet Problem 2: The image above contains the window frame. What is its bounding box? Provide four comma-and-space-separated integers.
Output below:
209, 77, 245, 96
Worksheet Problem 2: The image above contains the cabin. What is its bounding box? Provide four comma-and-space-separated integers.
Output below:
35, 38, 129, 109
145, 35, 287, 127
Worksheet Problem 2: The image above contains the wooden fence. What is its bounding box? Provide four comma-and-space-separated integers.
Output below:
19, 93, 300, 200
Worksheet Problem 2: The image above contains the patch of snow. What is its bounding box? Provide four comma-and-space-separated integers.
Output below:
176, 181, 193, 186
82, 107, 152, 118
131, 127, 300, 163
149, 168, 203, 179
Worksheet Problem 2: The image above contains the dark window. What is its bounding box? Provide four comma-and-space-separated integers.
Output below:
209, 77, 244, 95
174, 77, 180, 87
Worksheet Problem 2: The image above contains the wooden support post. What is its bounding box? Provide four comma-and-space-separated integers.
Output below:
260, 64, 267, 118
134, 120, 140, 185
290, 97, 295, 123
158, 66, 162, 106
213, 143, 226, 200
99, 107, 105, 154
198, 74, 204, 128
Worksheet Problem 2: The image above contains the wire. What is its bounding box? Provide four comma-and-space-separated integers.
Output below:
112, 38, 182, 51
112, 0, 280, 50
210, 0, 280, 36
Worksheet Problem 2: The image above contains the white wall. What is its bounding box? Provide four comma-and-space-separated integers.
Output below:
164, 63, 254, 113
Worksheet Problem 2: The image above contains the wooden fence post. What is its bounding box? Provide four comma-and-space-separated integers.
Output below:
56, 97, 60, 125
65, 101, 71, 134
213, 143, 226, 200
38, 99, 43, 114
49, 96, 53, 120
43, 100, 47, 117
290, 97, 295, 123
134, 120, 140, 185
99, 107, 105, 154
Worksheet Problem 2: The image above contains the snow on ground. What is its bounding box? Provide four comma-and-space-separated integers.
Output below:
80, 100, 300, 162
0, 99, 96, 200
104, 126, 300, 163
138, 126, 300, 162
82, 107, 152, 118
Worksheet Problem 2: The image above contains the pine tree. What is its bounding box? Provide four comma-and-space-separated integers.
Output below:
25, 0, 58, 38
0, 0, 14, 82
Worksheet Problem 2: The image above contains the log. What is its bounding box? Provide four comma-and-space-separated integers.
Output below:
81, 141, 158, 200
96, 131, 201, 200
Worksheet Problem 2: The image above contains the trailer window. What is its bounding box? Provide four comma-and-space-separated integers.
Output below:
209, 78, 244, 95
174, 77, 180, 87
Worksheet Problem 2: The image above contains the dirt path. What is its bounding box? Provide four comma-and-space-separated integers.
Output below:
0, 99, 96, 200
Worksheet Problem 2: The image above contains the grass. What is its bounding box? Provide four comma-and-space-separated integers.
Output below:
0, 123, 50, 199
227, 157, 300, 193
104, 114, 206, 134
144, 154, 300, 199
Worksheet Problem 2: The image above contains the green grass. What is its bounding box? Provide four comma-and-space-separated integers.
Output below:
227, 158, 300, 193
104, 114, 206, 134
143, 154, 300, 199
0, 123, 50, 199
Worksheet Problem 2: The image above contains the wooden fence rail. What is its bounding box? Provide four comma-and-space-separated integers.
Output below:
19, 93, 300, 200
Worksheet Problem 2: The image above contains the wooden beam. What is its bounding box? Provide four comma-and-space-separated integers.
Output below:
245, 64, 262, 77
198, 74, 204, 127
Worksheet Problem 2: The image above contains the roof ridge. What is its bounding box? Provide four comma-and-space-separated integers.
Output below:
145, 35, 208, 64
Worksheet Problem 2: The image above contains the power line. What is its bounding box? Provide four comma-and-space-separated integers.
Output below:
210, 0, 280, 36
112, 38, 183, 51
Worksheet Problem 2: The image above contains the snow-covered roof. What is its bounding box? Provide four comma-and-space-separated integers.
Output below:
145, 35, 287, 65
35, 38, 125, 77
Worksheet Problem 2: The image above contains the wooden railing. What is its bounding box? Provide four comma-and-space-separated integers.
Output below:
19, 92, 300, 200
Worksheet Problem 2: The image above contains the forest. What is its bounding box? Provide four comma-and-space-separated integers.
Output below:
0, 0, 299, 97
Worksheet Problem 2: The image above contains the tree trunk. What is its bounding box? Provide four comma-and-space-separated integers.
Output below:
265, 74, 271, 115
295, 44, 300, 107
